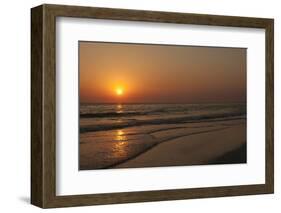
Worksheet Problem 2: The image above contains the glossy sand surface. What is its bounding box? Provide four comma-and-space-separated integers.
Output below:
79, 105, 246, 170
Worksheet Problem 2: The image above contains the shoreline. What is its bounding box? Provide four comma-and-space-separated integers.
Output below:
114, 123, 246, 169
103, 126, 230, 169
80, 118, 246, 170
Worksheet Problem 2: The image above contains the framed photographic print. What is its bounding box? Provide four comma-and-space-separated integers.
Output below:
31, 4, 274, 208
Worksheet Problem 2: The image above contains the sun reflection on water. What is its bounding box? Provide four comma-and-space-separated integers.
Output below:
117, 130, 125, 139
116, 104, 123, 113
112, 129, 128, 158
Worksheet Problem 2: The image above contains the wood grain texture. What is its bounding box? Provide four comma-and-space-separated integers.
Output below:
265, 20, 274, 193
31, 4, 274, 208
31, 5, 43, 207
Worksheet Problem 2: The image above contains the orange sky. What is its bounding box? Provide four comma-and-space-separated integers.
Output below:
79, 41, 246, 104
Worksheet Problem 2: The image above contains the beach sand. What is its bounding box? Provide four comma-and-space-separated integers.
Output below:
79, 117, 246, 170
115, 123, 246, 168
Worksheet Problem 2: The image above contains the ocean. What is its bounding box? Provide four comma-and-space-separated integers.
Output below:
79, 103, 246, 170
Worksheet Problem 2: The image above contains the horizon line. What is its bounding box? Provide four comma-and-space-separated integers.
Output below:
80, 102, 246, 105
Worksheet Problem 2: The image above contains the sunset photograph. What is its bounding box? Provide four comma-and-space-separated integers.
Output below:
79, 41, 247, 170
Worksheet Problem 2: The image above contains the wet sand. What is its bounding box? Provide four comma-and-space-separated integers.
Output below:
115, 124, 246, 168
79, 117, 246, 170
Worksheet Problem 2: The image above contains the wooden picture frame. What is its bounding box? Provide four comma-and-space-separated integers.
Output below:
31, 4, 274, 208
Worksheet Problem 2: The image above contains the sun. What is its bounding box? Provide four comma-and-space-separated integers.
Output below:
116, 88, 124, 96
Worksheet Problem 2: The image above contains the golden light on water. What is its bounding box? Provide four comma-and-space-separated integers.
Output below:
116, 106, 123, 114
116, 130, 126, 141
116, 104, 123, 111
112, 130, 128, 158
117, 130, 124, 136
